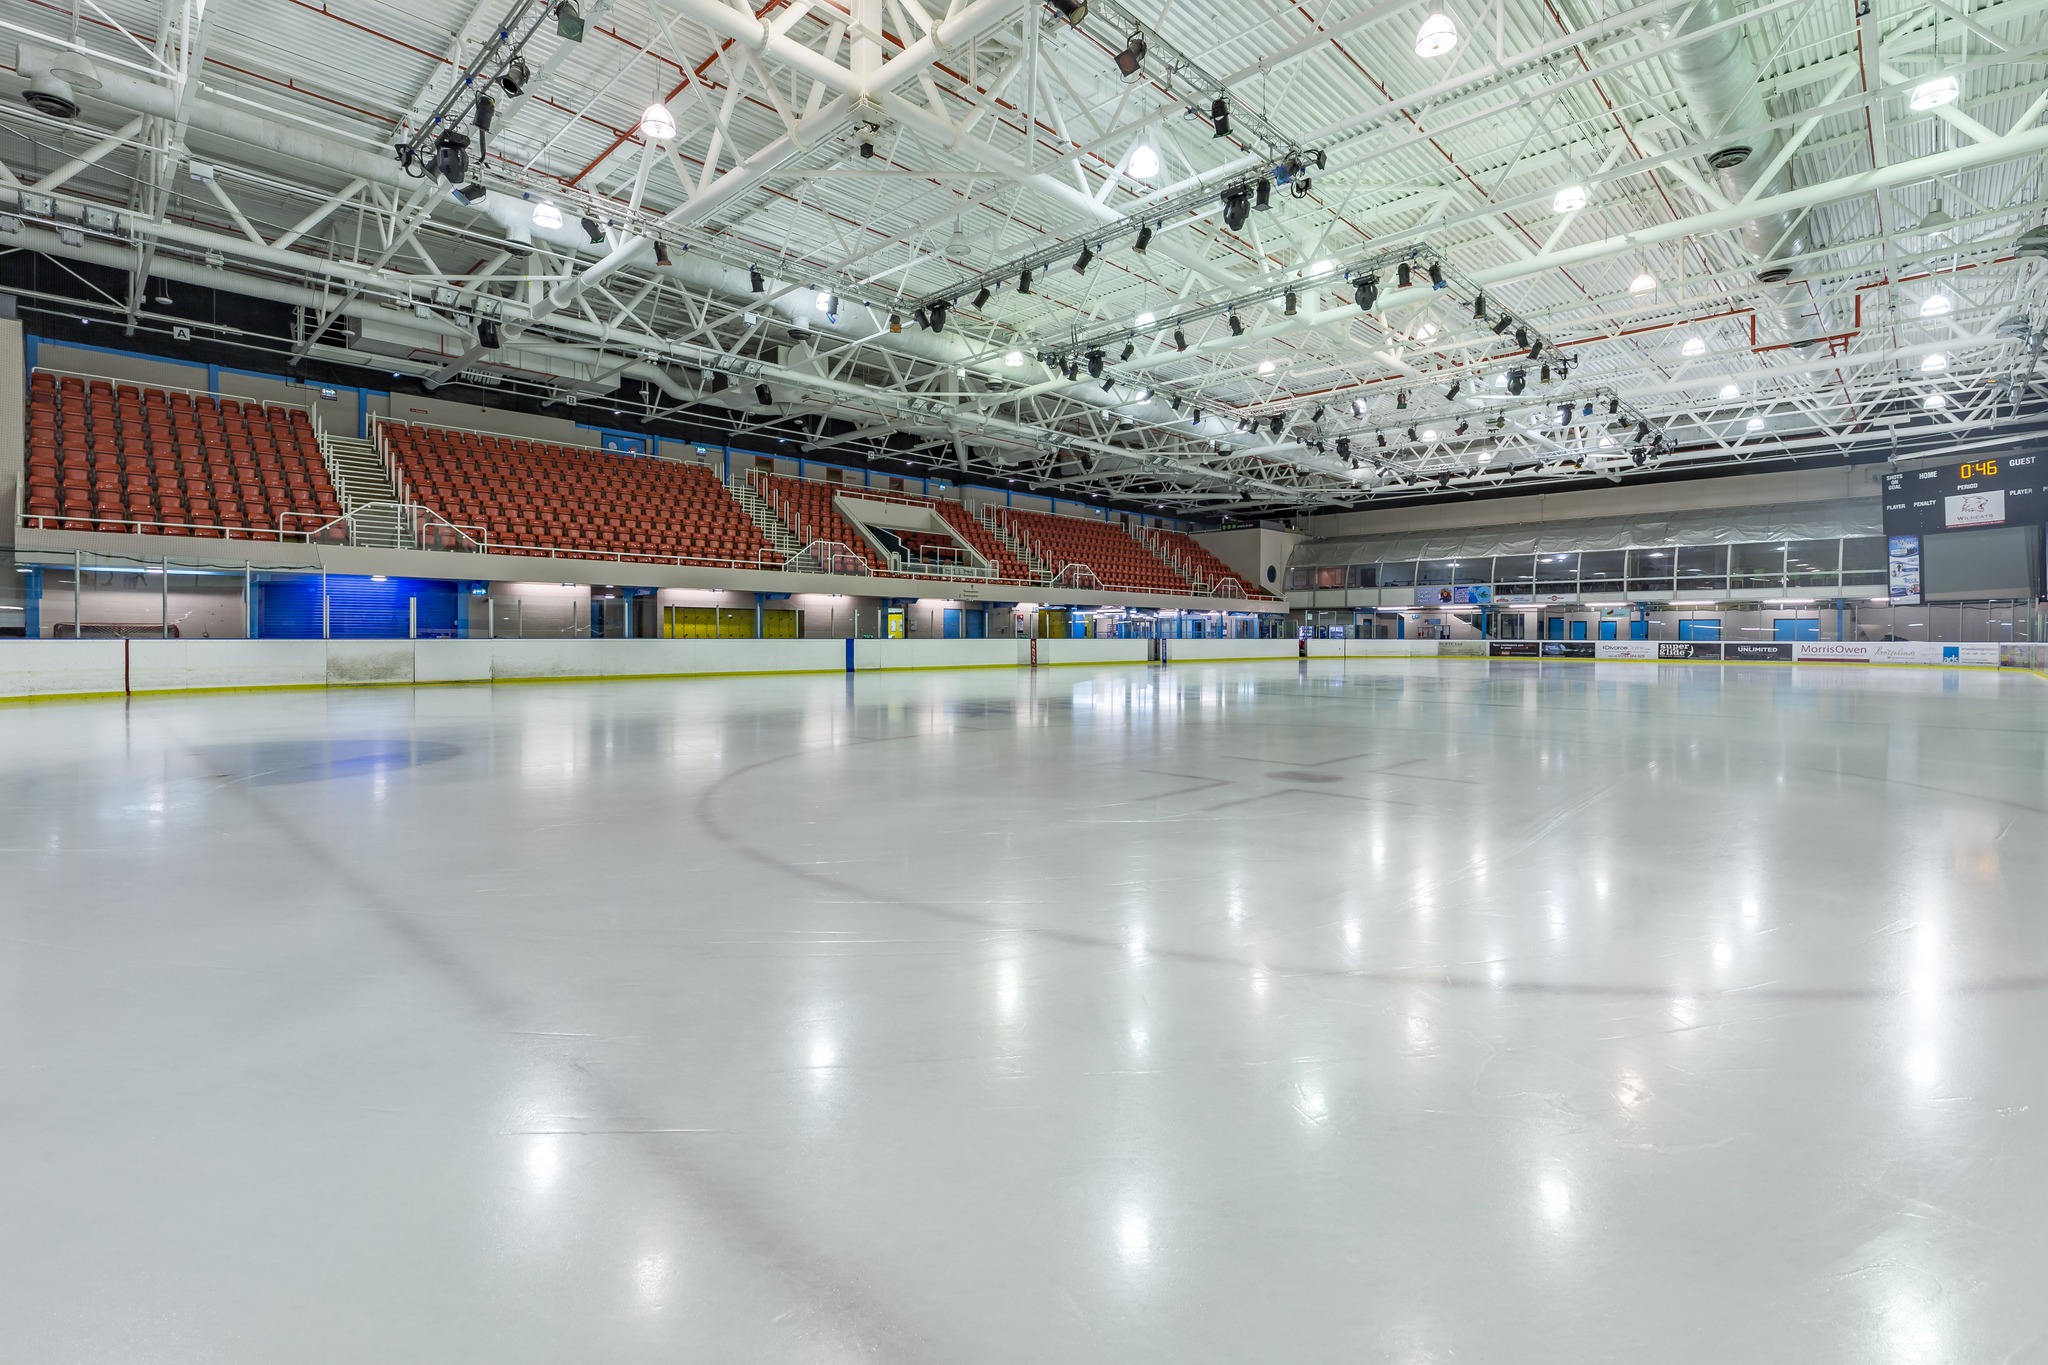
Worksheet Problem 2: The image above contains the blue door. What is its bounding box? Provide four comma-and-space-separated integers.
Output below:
943, 608, 962, 639
964, 609, 985, 638
1598, 619, 1617, 640
1629, 618, 1648, 640
1774, 617, 1819, 641
1547, 616, 1564, 640
1570, 619, 1588, 640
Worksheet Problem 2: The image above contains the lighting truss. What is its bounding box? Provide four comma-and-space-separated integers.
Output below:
1051, 0, 1304, 159
908, 157, 1321, 316
394, 0, 557, 178
1045, 242, 1558, 372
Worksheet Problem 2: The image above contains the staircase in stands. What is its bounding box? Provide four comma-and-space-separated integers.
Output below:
320, 433, 406, 548
976, 506, 1046, 578
729, 474, 814, 570
1135, 531, 1206, 595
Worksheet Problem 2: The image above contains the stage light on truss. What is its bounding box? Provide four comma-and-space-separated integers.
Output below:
1269, 415, 1284, 436
1173, 327, 1187, 351
749, 266, 765, 293
555, 0, 584, 41
498, 57, 532, 97
1492, 313, 1513, 335
1445, 379, 1461, 400
756, 383, 773, 407
973, 285, 991, 309
929, 301, 948, 333
1283, 289, 1298, 316
1222, 188, 1251, 231
1134, 222, 1154, 252
1228, 313, 1244, 337
579, 215, 604, 244
1120, 341, 1135, 362
1254, 177, 1271, 211
652, 240, 670, 266
1018, 267, 1033, 294
1114, 34, 1147, 81
1472, 291, 1486, 320
1351, 396, 1367, 417
1428, 260, 1444, 289
1354, 276, 1378, 311
1074, 243, 1095, 273
1396, 262, 1412, 288
1210, 96, 1230, 138
1506, 367, 1526, 395
1087, 350, 1105, 378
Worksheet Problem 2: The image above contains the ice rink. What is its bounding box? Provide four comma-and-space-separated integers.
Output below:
3, 659, 2044, 1363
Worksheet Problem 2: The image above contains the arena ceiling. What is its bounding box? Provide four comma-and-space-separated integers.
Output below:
2, 0, 2046, 515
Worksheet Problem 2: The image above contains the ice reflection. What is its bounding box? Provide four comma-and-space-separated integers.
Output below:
1117, 1207, 1151, 1265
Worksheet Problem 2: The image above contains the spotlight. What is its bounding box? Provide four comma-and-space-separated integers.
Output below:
1396, 390, 1407, 410
929, 301, 948, 332
859, 140, 877, 159
1074, 243, 1094, 273
1051, 0, 1088, 22
1427, 260, 1444, 289
1088, 350, 1105, 378
652, 240, 670, 266
1506, 367, 1526, 395
1284, 289, 1298, 317
1169, 395, 1182, 412
1114, 33, 1146, 80
1102, 377, 1116, 392
477, 319, 501, 349
1135, 223, 1153, 252
973, 285, 991, 309
749, 265, 765, 293
1173, 328, 1187, 351
1540, 362, 1551, 383
1559, 403, 1572, 426
473, 94, 496, 135
1354, 276, 1378, 311
1120, 341, 1135, 361
889, 312, 902, 333
431, 130, 471, 182
1064, 358, 1079, 380
1473, 291, 1486, 320
1351, 397, 1367, 417
1455, 421, 1468, 435
1528, 337, 1543, 359
1254, 177, 1271, 211
555, 0, 584, 40
453, 181, 487, 206
1397, 262, 1412, 288
1210, 96, 1230, 138
1270, 415, 1284, 436
1636, 420, 1650, 441
756, 383, 774, 407
1514, 325, 1528, 349
709, 372, 729, 393
1491, 314, 1512, 335
1228, 313, 1244, 337
1407, 427, 1418, 442
913, 306, 930, 330
1607, 396, 1620, 415
1582, 401, 1595, 417
1445, 379, 1461, 400
1018, 267, 1033, 294
580, 215, 605, 244
499, 57, 531, 97
1337, 436, 1351, 458
1377, 432, 1387, 447
1222, 189, 1251, 231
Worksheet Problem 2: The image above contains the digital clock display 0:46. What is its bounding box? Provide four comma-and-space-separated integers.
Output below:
1958, 459, 2000, 481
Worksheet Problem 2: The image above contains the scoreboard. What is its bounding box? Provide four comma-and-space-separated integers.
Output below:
1882, 454, 2048, 537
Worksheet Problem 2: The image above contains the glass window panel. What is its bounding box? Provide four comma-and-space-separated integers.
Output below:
1346, 562, 1378, 589
1580, 550, 1626, 591
1492, 554, 1535, 585
1452, 558, 1491, 584
1731, 542, 1785, 587
1378, 560, 1416, 588
1841, 536, 1886, 572
1417, 558, 1457, 585
1626, 548, 1676, 579
1675, 545, 1727, 576
1286, 566, 1313, 591
1534, 551, 1577, 593
1785, 539, 1840, 586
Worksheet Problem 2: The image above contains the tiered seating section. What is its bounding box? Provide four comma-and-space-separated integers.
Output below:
389, 425, 770, 564
23, 373, 340, 538
934, 502, 1032, 581
753, 473, 1039, 583
1148, 528, 1276, 599
993, 507, 1191, 594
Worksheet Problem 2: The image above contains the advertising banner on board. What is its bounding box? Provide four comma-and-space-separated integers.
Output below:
1727, 641, 1795, 661
1540, 641, 1597, 658
1946, 489, 2007, 528
1887, 534, 1922, 604
1795, 641, 1873, 663
1495, 593, 1575, 605
1414, 584, 1495, 606
1593, 640, 1658, 660
1488, 641, 1542, 658
1658, 641, 1723, 659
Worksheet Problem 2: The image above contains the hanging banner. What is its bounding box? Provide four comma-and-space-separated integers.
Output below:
1887, 535, 1922, 604
1414, 584, 1494, 606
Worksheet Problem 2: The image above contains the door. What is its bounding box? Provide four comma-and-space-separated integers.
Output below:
1599, 619, 1617, 640
1774, 617, 1819, 641
1546, 616, 1564, 640
1570, 619, 1588, 640
965, 609, 986, 638
1629, 618, 1648, 640
943, 608, 962, 639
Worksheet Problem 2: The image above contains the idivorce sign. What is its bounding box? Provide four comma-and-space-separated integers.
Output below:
1883, 455, 2048, 537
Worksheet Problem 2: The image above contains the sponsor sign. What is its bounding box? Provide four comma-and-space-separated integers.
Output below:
1496, 593, 1574, 605
1887, 534, 1922, 605
1945, 489, 2006, 528
1488, 641, 1541, 658
1540, 640, 1596, 658
1657, 641, 1722, 659
1727, 641, 1795, 661
1794, 641, 1872, 663
1594, 640, 1658, 660
1414, 584, 1495, 606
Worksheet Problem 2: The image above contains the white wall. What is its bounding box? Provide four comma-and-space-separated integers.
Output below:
1194, 527, 1301, 597
374, 393, 597, 447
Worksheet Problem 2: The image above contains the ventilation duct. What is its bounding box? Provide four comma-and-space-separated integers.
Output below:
1661, 0, 1823, 345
